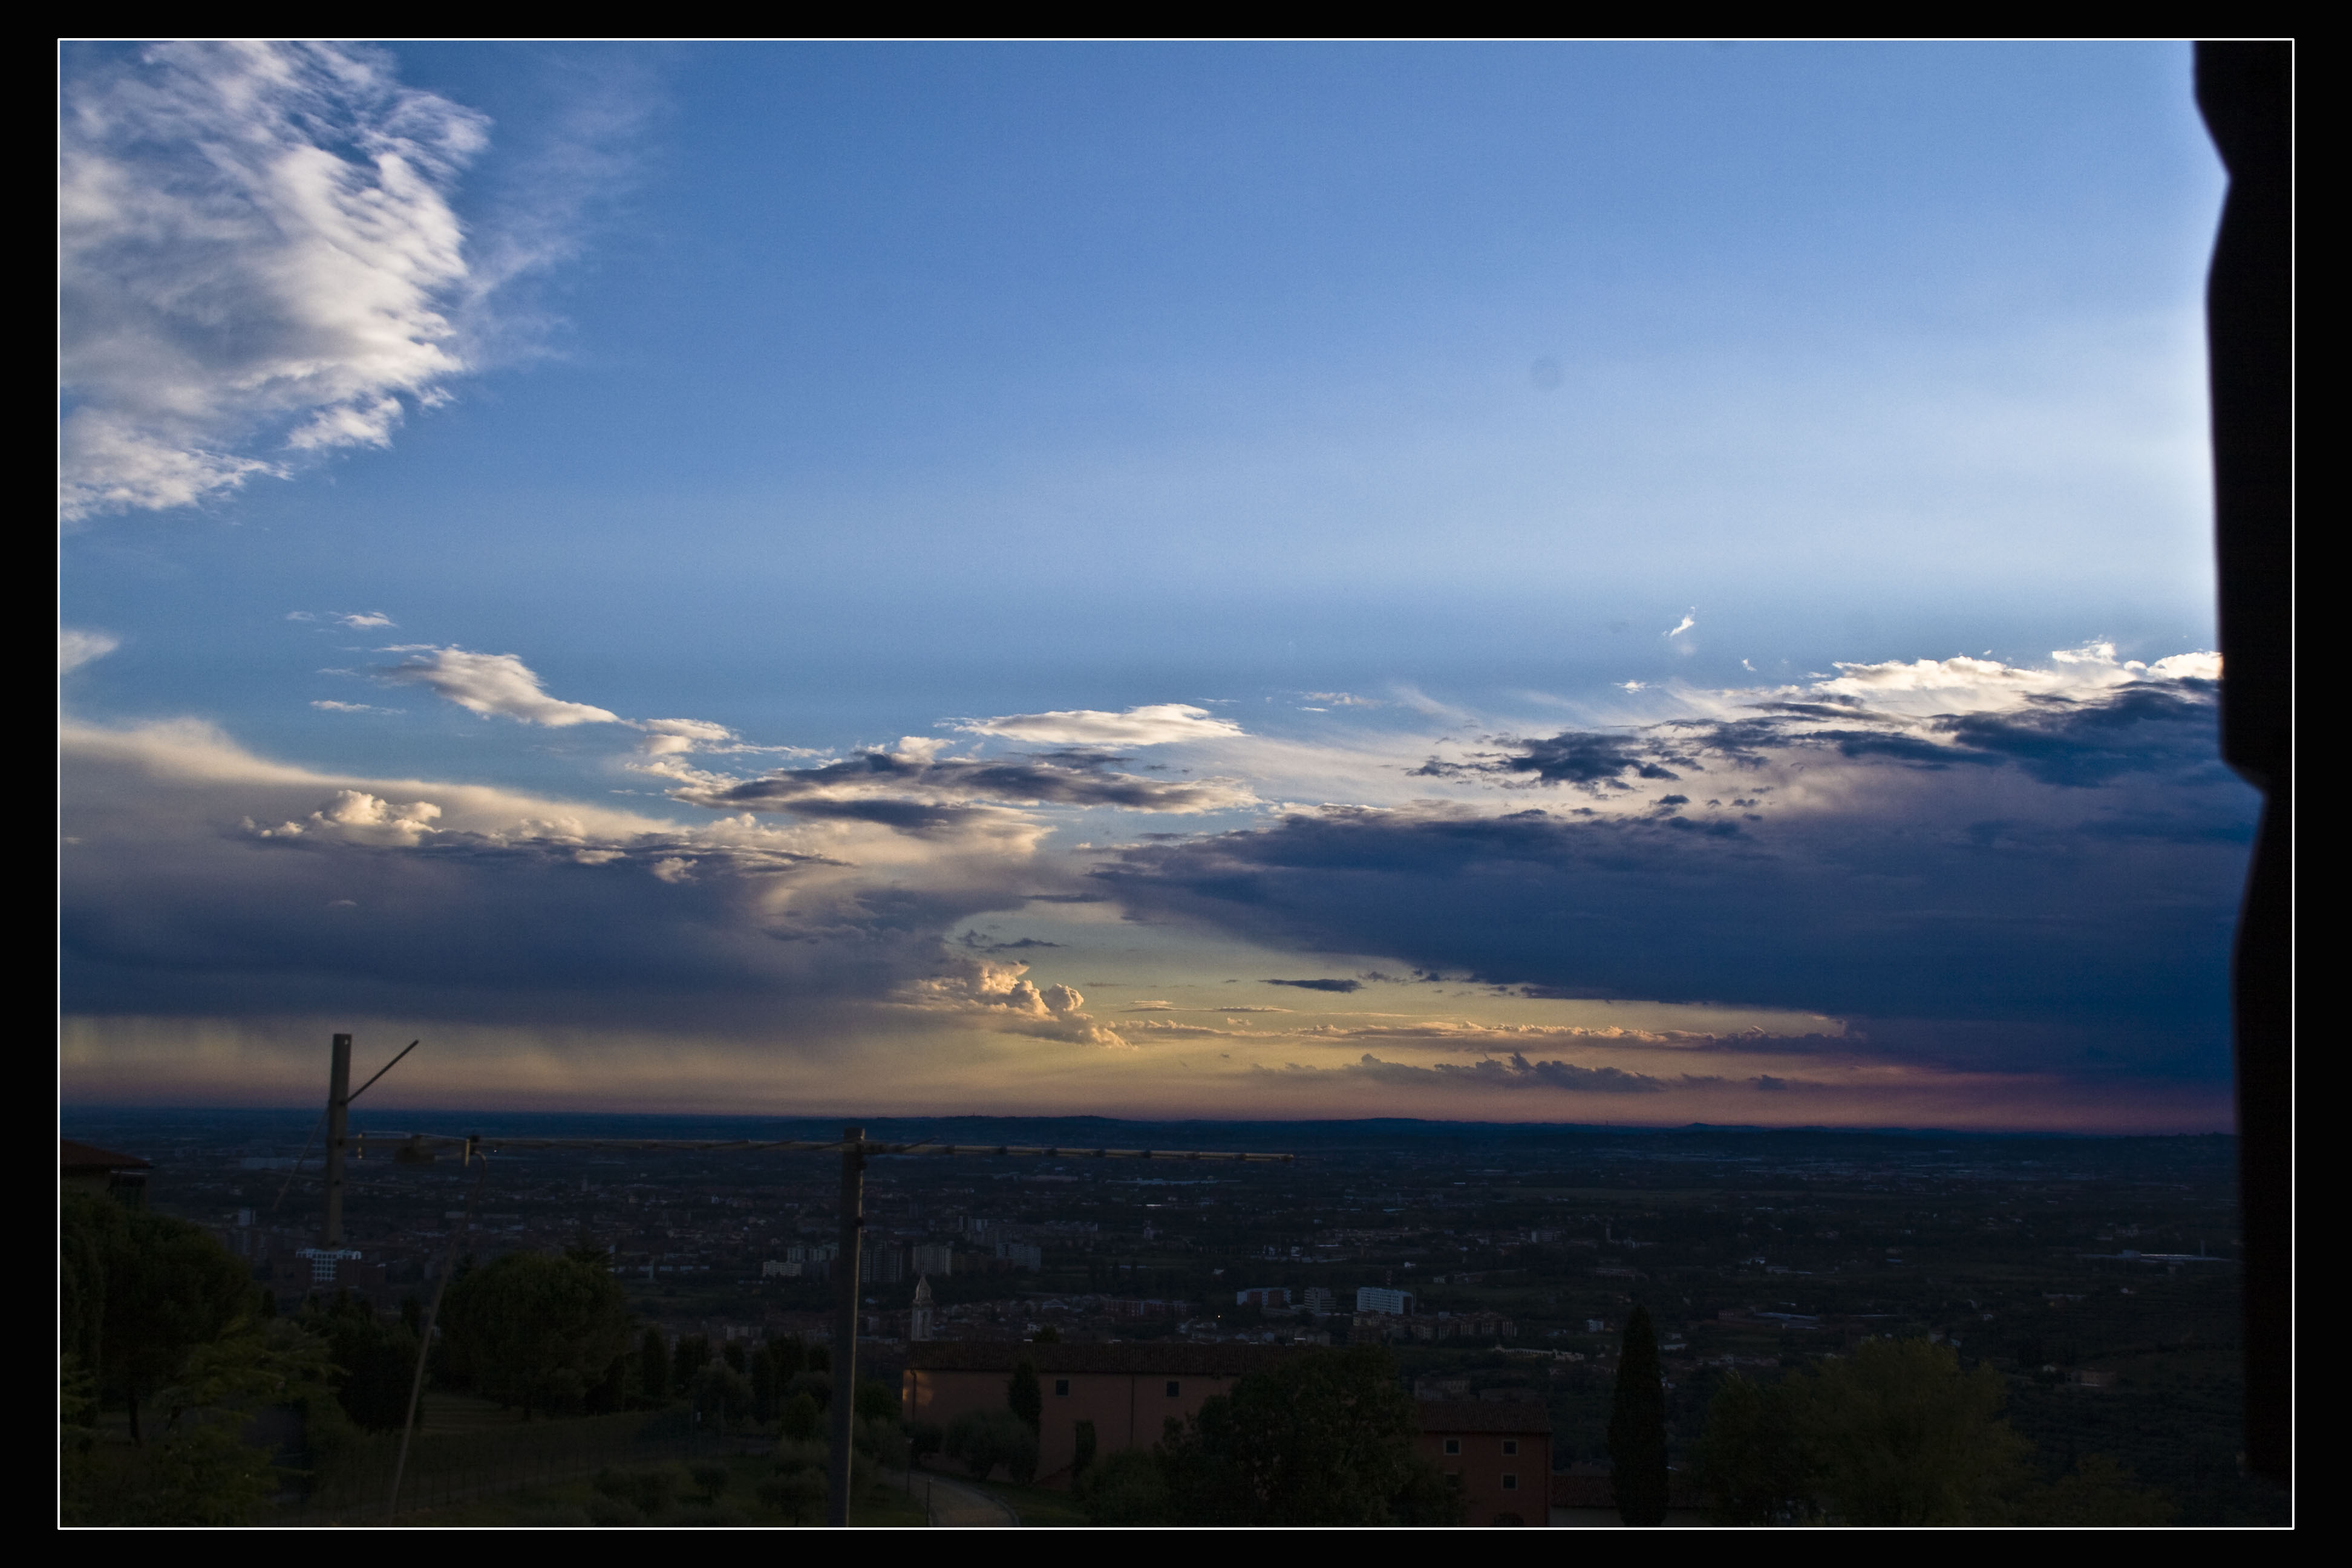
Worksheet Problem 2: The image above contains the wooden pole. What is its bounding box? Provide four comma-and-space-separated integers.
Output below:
324, 1033, 352, 1245
829, 1125, 864, 1526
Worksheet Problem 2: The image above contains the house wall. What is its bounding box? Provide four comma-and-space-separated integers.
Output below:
1417, 1429, 1549, 1526
903, 1367, 1243, 1483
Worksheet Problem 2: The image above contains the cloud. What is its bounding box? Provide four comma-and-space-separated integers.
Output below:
375, 647, 619, 726
337, 612, 397, 629
956, 704, 1245, 746
1270, 1052, 1668, 1094
60, 44, 489, 520
1266, 977, 1363, 993
898, 958, 1129, 1047
1667, 612, 1697, 638
59, 717, 1061, 1035
665, 745, 1255, 835
61, 629, 120, 673
310, 700, 397, 714
1098, 654, 2256, 1081
634, 717, 736, 756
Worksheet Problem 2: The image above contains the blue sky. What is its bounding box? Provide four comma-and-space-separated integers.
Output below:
60, 42, 2251, 1127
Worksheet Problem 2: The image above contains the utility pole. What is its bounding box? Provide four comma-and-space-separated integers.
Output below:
829, 1126, 866, 1526
323, 1033, 352, 1244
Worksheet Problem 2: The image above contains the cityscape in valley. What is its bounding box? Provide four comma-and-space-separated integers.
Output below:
65, 1106, 2281, 1524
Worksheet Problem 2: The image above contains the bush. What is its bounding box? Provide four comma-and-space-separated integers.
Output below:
690, 1462, 732, 1500
759, 1467, 828, 1524
585, 1492, 642, 1526
856, 1415, 910, 1470
593, 1463, 681, 1518
944, 1407, 1038, 1483
777, 1390, 823, 1440
773, 1437, 829, 1474
1080, 1447, 1172, 1526
908, 1419, 944, 1465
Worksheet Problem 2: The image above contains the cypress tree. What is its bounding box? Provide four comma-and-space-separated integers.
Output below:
1609, 1304, 1669, 1526
1008, 1358, 1043, 1432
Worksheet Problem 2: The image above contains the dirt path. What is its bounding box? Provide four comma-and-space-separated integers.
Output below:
907, 1471, 1020, 1526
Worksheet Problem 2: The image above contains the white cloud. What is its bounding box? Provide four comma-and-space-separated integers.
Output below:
1802, 642, 2216, 716
376, 647, 619, 727
60, 43, 487, 520
957, 703, 1245, 746
1666, 612, 1697, 638
337, 611, 397, 629
310, 700, 397, 714
900, 958, 1129, 1048
634, 717, 737, 756
61, 628, 120, 673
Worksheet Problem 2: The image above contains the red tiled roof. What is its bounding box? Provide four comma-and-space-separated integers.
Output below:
61, 1139, 151, 1173
905, 1342, 1309, 1376
1415, 1399, 1552, 1434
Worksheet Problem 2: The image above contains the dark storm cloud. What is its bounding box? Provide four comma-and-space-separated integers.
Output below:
1266, 977, 1363, 993
1098, 681, 2255, 1080
57, 725, 1040, 1034
670, 748, 1250, 830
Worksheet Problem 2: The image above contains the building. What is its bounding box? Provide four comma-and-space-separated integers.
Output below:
1299, 1286, 1335, 1313
904, 1342, 1306, 1486
996, 1241, 1042, 1271
912, 1242, 955, 1277
1356, 1285, 1414, 1316
909, 1276, 935, 1342
61, 1139, 150, 1206
1235, 1285, 1289, 1308
862, 1244, 906, 1285
1416, 1400, 1550, 1527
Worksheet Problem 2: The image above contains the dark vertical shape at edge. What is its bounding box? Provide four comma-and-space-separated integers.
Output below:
2195, 38, 2293, 1488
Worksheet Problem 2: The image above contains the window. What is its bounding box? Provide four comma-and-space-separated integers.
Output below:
1166, 1380, 1181, 1397
1501, 1474, 1518, 1491
1443, 1437, 1460, 1455
1055, 1379, 1070, 1396
1501, 1439, 1518, 1455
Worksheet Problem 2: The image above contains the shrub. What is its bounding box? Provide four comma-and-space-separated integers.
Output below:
944, 1407, 1038, 1483
759, 1468, 828, 1524
1080, 1448, 1172, 1526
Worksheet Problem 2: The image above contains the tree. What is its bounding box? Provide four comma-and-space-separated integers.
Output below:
302, 1292, 420, 1431
750, 1346, 778, 1423
1609, 1304, 1669, 1526
639, 1327, 670, 1404
1798, 1338, 2028, 1525
436, 1249, 633, 1419
1007, 1357, 1043, 1432
1080, 1448, 1171, 1525
693, 1359, 755, 1428
1700, 1371, 1817, 1524
1699, 1337, 2035, 1526
779, 1389, 823, 1440
61, 1192, 256, 1442
672, 1332, 713, 1388
1158, 1346, 1462, 1526
1071, 1418, 1099, 1485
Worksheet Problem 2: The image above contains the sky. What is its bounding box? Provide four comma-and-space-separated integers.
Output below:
59, 41, 2253, 1129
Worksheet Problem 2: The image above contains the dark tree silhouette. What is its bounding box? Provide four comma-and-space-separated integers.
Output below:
639, 1327, 670, 1404
1007, 1357, 1043, 1432
1609, 1305, 1668, 1526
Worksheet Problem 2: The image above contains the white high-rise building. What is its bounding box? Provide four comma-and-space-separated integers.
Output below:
1356, 1285, 1414, 1316
912, 1242, 955, 1277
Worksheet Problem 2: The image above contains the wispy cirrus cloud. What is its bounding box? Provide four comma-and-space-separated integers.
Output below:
61, 628, 120, 674
956, 703, 1244, 746
60, 43, 491, 521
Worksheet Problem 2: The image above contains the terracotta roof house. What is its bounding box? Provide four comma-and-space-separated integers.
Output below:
903, 1341, 1307, 1486
1416, 1399, 1551, 1526
61, 1138, 151, 1206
